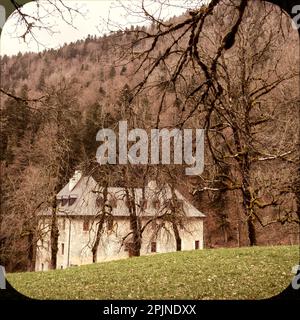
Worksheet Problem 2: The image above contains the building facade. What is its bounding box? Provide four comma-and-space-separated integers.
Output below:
36, 171, 205, 271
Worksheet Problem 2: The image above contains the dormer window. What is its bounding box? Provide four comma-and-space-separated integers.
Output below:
68, 195, 77, 206
61, 196, 68, 206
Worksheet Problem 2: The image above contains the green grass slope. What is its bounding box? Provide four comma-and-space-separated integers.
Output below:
7, 245, 299, 300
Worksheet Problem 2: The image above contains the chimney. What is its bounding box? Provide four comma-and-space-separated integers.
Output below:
69, 170, 82, 191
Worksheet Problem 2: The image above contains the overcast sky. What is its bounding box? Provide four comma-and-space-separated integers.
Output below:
0, 0, 203, 56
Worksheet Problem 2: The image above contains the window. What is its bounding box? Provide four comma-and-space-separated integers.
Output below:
140, 199, 147, 210
61, 196, 68, 206
151, 242, 157, 253
61, 243, 64, 255
61, 218, 66, 230
68, 196, 77, 206
195, 240, 200, 250
83, 219, 89, 231
41, 263, 44, 271
107, 216, 114, 231
96, 196, 104, 208
152, 198, 160, 209
151, 220, 157, 230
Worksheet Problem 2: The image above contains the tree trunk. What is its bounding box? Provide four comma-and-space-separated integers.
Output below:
126, 187, 141, 257
236, 222, 241, 247
223, 226, 228, 243
295, 166, 300, 223
92, 214, 106, 263
242, 188, 257, 246
247, 218, 257, 246
172, 222, 182, 251
242, 181, 257, 246
169, 186, 182, 251
27, 230, 36, 271
50, 197, 59, 270
92, 186, 108, 263
130, 214, 142, 257
235, 126, 257, 247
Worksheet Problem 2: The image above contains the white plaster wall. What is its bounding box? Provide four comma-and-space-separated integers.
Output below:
36, 216, 204, 271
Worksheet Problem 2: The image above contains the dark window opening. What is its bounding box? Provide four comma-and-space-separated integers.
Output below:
107, 216, 114, 230
61, 243, 64, 255
151, 220, 157, 230
140, 199, 147, 210
195, 240, 200, 250
152, 199, 160, 209
68, 196, 77, 206
61, 197, 68, 206
61, 218, 66, 230
96, 196, 104, 207
151, 242, 157, 253
83, 219, 89, 231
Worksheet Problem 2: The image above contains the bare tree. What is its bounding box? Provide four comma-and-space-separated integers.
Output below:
116, 0, 299, 245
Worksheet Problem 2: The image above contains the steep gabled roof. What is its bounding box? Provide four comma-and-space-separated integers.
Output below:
53, 172, 205, 218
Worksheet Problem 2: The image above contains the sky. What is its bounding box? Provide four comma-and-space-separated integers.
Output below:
0, 0, 202, 56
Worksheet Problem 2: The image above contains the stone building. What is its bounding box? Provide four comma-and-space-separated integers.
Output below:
36, 171, 205, 271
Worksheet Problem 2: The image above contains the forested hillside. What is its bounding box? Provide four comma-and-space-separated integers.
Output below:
0, 0, 299, 272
